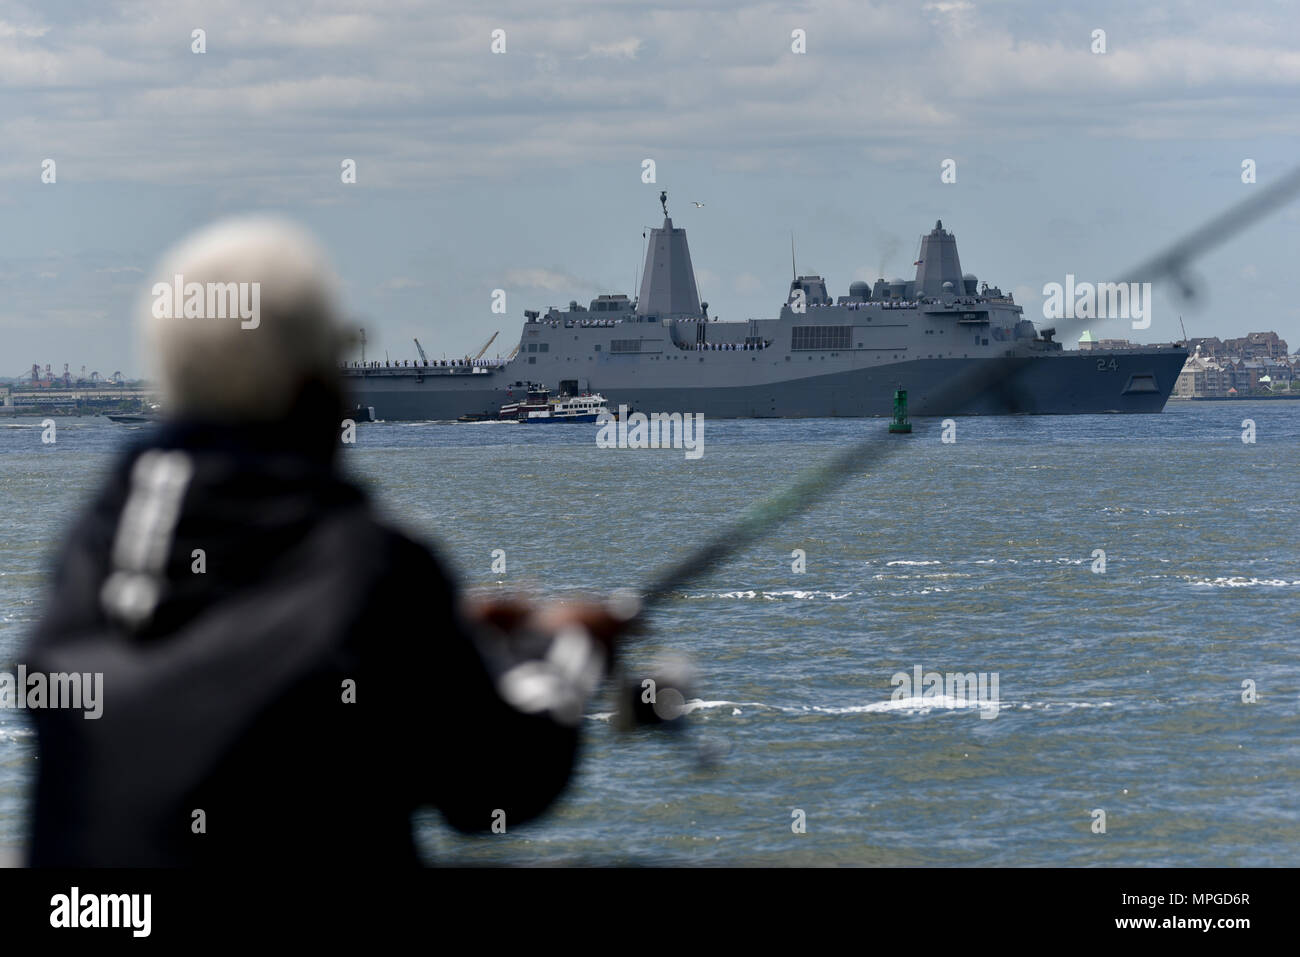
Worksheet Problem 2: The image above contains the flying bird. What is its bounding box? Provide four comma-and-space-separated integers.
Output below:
691, 201, 705, 208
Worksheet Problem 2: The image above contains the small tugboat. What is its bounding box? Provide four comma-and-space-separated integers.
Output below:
495, 383, 552, 422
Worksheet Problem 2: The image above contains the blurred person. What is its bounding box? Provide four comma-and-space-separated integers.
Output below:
24, 218, 624, 867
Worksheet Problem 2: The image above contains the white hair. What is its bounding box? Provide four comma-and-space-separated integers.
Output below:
140, 217, 347, 422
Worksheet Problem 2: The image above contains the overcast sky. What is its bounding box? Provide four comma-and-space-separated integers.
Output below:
2, 0, 1298, 377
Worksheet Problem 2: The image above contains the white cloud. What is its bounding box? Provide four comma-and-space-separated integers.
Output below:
922, 0, 976, 37
583, 38, 642, 60
1, 1, 1296, 187
0, 19, 48, 40
503, 267, 601, 293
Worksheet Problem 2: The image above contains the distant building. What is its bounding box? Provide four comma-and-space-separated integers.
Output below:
1174, 345, 1300, 397
1224, 331, 1289, 359
1173, 331, 1297, 397
1187, 336, 1224, 356
1187, 331, 1288, 360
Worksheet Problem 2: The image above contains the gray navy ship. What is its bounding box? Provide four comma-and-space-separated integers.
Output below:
342, 194, 1187, 420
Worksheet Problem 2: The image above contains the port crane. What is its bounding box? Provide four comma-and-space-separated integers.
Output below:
472, 331, 498, 361
420, 332, 498, 363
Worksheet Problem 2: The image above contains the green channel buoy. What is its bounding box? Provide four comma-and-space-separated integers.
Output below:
889, 388, 912, 434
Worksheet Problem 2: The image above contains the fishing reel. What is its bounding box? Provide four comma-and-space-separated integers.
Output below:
614, 652, 697, 732
613, 651, 730, 767
600, 588, 696, 732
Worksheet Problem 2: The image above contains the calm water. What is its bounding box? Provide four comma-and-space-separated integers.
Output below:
1, 402, 1297, 865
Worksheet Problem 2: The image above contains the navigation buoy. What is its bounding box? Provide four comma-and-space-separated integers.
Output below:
889, 388, 912, 434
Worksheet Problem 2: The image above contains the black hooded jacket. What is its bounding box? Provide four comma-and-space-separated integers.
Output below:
24, 421, 582, 867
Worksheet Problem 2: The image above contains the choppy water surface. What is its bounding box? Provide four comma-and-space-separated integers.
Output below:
1, 402, 1297, 865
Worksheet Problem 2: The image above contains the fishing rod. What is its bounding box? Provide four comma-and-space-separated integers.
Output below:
611, 163, 1300, 725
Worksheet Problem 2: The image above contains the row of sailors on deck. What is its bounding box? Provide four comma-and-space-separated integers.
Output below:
835, 297, 983, 310
344, 358, 503, 369
790, 299, 938, 310
689, 341, 766, 351
836, 300, 919, 309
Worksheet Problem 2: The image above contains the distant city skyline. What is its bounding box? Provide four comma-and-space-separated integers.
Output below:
2, 0, 1299, 376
